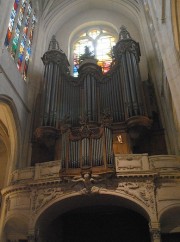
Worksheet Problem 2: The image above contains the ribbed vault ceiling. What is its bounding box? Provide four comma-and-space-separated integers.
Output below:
38, 0, 141, 32
40, 0, 139, 14
36, 0, 142, 52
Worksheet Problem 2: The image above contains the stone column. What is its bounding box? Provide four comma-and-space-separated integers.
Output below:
149, 223, 161, 242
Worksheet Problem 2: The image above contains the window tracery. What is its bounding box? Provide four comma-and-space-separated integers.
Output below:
73, 28, 116, 77
4, 0, 37, 80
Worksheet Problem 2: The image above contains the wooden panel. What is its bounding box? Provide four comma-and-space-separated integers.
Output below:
113, 132, 131, 154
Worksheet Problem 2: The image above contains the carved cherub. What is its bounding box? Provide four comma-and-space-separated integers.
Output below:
63, 172, 105, 194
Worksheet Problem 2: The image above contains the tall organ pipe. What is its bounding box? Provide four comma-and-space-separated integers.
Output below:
113, 26, 145, 119
79, 63, 99, 123
41, 35, 70, 128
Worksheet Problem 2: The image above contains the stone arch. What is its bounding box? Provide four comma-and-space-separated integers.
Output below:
0, 95, 21, 188
159, 203, 180, 233
33, 191, 157, 235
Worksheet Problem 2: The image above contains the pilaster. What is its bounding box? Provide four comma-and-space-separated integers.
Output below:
149, 223, 161, 242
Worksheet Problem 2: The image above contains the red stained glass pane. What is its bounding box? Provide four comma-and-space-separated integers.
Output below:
7, 29, 12, 42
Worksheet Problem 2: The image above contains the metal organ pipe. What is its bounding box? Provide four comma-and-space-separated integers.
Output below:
114, 26, 145, 118
49, 64, 57, 126
122, 55, 133, 117
117, 68, 125, 121
112, 73, 119, 122
132, 56, 146, 115
41, 35, 70, 128
126, 52, 139, 115
43, 64, 51, 125
83, 73, 97, 122
52, 64, 58, 127
87, 74, 91, 119
104, 127, 113, 165
41, 64, 48, 125
46, 63, 53, 124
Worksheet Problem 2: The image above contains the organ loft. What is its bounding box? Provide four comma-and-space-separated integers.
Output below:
32, 26, 167, 175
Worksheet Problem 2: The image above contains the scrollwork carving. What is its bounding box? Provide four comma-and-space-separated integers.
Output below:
100, 109, 113, 127
69, 118, 104, 140
32, 187, 63, 212
116, 179, 156, 211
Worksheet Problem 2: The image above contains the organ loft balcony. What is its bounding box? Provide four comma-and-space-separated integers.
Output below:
10, 155, 180, 187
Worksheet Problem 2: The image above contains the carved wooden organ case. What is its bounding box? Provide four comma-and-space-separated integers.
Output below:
32, 26, 167, 174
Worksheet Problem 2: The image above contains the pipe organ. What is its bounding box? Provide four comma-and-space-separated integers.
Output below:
32, 26, 167, 175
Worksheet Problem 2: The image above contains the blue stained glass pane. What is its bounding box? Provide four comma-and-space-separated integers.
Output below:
26, 48, 31, 57
16, 26, 20, 32
73, 66, 79, 72
18, 53, 23, 62
11, 9, 16, 19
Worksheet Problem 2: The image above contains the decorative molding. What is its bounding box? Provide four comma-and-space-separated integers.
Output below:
70, 124, 103, 140
115, 154, 149, 172
116, 178, 156, 212
1, 155, 179, 223
100, 110, 113, 127
149, 155, 180, 172
61, 172, 116, 195
32, 187, 63, 213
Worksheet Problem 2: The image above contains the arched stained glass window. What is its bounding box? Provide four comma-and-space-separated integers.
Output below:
73, 28, 116, 77
4, 0, 37, 81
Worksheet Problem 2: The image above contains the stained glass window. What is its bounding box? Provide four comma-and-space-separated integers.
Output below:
4, 0, 37, 81
73, 28, 116, 77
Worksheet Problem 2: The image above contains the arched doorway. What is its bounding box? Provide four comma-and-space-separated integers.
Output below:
0, 99, 19, 189
0, 99, 20, 241
46, 205, 151, 242
35, 194, 151, 242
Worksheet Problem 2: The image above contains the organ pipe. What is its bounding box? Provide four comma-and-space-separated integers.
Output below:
41, 35, 70, 128
113, 26, 145, 118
